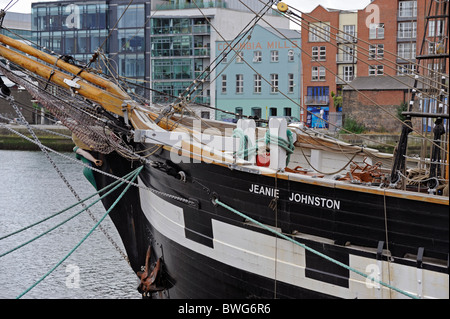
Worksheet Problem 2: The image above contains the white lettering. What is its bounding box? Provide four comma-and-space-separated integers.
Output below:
249, 184, 279, 198
288, 192, 340, 210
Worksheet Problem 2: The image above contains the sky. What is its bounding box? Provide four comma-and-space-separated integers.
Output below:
2, 0, 372, 14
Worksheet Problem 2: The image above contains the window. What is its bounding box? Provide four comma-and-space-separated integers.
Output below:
284, 107, 292, 117
254, 74, 261, 93
309, 23, 330, 42
288, 49, 295, 62
221, 52, 227, 63
369, 44, 384, 59
397, 64, 416, 75
235, 107, 243, 120
399, 1, 417, 18
253, 51, 262, 62
236, 51, 244, 63
251, 107, 262, 118
269, 107, 278, 116
369, 65, 384, 76
271, 74, 279, 93
398, 22, 416, 38
428, 42, 435, 55
288, 73, 295, 93
369, 23, 384, 39
221, 74, 227, 93
340, 25, 356, 42
343, 66, 354, 82
398, 43, 416, 60
312, 46, 326, 61
312, 66, 325, 81
236, 74, 243, 93
429, 20, 444, 37
271, 50, 279, 62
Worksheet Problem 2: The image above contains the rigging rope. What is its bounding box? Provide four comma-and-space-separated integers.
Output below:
242, 0, 448, 155
0, 168, 140, 258
15, 166, 143, 299
213, 197, 419, 299
0, 169, 138, 242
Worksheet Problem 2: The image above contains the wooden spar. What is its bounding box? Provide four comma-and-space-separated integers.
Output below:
0, 34, 130, 101
0, 35, 180, 131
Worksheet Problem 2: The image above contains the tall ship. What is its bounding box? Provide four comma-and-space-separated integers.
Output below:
0, 1, 448, 298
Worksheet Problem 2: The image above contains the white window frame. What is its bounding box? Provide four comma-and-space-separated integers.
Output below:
397, 64, 416, 75
369, 23, 384, 39
369, 65, 384, 76
288, 49, 295, 62
398, 21, 417, 38
312, 46, 326, 61
254, 74, 261, 93
236, 51, 244, 63
271, 50, 279, 62
270, 74, 279, 93
253, 50, 262, 63
369, 44, 384, 59
398, 42, 416, 60
288, 73, 294, 93
399, 1, 417, 18
236, 74, 243, 93
312, 66, 326, 81
221, 74, 227, 93
343, 66, 354, 82
309, 23, 330, 42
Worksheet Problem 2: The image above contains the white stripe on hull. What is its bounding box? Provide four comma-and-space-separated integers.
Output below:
138, 178, 449, 299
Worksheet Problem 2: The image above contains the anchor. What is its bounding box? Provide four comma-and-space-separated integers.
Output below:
137, 246, 165, 295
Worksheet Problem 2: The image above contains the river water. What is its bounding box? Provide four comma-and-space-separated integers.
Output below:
0, 150, 141, 299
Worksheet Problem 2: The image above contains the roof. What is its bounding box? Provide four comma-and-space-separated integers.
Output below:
343, 76, 419, 91
263, 26, 301, 39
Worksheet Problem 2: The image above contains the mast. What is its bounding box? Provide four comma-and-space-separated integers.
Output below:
390, 0, 449, 192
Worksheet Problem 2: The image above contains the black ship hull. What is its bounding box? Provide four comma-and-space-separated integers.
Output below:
92, 146, 449, 299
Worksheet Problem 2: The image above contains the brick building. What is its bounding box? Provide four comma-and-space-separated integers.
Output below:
300, 0, 449, 132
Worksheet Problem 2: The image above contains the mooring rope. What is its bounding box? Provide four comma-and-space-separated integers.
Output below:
15, 166, 143, 299
0, 168, 140, 259
213, 198, 419, 299
0, 169, 137, 242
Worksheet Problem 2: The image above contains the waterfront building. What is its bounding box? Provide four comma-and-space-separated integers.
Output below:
29, 0, 289, 119
149, 0, 290, 119
0, 12, 35, 124
215, 24, 301, 123
32, 0, 151, 98
301, 0, 449, 132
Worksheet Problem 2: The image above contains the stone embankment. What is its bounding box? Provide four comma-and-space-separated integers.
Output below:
0, 124, 74, 151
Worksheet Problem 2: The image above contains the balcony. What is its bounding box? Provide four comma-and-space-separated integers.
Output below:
336, 32, 357, 43
157, 0, 227, 10
336, 74, 355, 84
305, 95, 330, 105
336, 54, 357, 64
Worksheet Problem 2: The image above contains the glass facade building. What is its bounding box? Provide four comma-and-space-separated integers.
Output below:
150, 16, 211, 105
32, 0, 150, 97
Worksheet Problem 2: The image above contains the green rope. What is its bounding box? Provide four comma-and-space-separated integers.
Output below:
1, 168, 139, 258
232, 128, 295, 166
213, 198, 419, 299
16, 165, 143, 299
232, 128, 258, 159
0, 169, 137, 242
265, 129, 295, 165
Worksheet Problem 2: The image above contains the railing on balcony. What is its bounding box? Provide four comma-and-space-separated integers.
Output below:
335, 74, 355, 84
336, 32, 357, 43
305, 95, 330, 105
336, 53, 357, 63
157, 0, 228, 10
